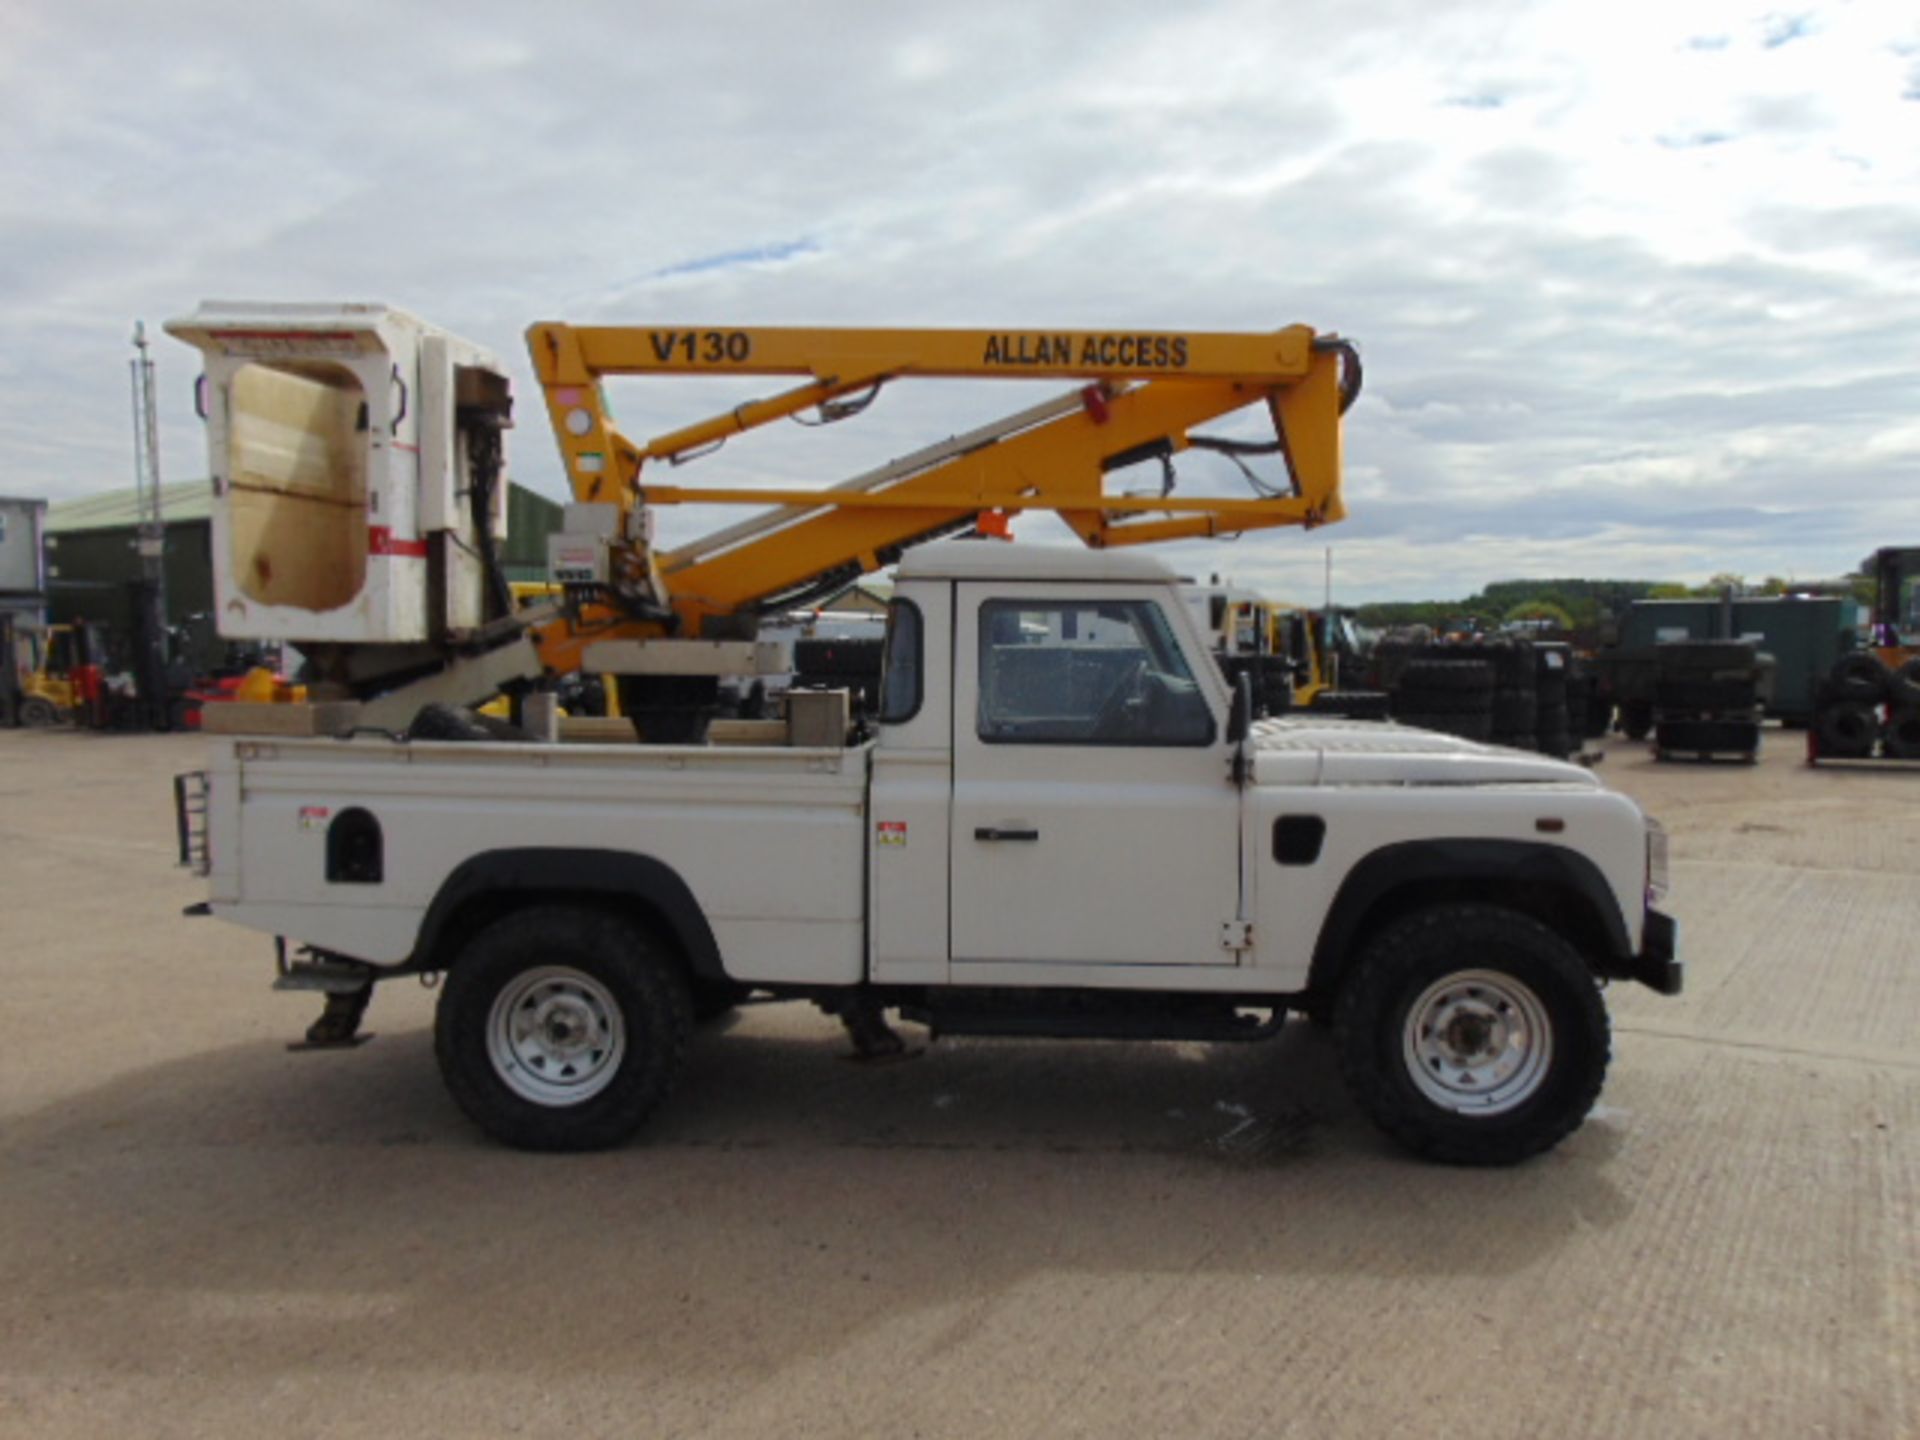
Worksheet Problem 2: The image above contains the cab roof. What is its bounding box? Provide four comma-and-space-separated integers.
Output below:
894, 540, 1177, 584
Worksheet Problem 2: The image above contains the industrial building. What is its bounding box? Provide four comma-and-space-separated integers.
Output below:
43, 478, 564, 663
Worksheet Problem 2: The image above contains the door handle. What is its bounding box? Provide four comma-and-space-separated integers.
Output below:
974, 827, 1039, 842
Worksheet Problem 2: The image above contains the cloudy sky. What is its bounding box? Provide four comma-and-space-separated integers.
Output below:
2, 0, 1915, 602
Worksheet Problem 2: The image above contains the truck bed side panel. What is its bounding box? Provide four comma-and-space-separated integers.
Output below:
210, 739, 869, 983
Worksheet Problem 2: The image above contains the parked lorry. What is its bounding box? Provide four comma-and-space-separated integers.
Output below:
178, 540, 1679, 1166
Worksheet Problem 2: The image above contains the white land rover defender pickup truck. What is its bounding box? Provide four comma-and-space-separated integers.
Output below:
177, 542, 1679, 1165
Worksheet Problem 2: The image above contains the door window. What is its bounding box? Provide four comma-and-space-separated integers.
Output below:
976, 599, 1214, 745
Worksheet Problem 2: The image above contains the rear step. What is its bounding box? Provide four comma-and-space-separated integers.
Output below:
273, 959, 375, 994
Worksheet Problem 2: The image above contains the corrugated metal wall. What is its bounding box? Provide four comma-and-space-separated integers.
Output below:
46, 521, 216, 633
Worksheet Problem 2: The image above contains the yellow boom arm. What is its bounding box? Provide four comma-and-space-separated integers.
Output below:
525, 322, 1359, 659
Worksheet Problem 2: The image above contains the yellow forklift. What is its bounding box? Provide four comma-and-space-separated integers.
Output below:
12, 620, 110, 727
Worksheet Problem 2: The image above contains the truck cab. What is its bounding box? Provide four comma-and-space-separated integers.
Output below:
871, 543, 1238, 984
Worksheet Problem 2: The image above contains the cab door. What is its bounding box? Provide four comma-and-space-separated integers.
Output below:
948, 583, 1243, 971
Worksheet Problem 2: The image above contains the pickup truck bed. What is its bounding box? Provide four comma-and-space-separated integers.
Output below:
205, 738, 870, 985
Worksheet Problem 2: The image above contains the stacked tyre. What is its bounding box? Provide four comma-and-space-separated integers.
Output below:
1378, 641, 1537, 750
1217, 654, 1295, 719
1651, 640, 1762, 762
1534, 645, 1573, 759
1570, 666, 1611, 740
1389, 660, 1494, 741
1811, 654, 1920, 762
1469, 641, 1539, 752
1812, 654, 1884, 759
1887, 659, 1920, 759
1308, 689, 1392, 720
1256, 655, 1296, 718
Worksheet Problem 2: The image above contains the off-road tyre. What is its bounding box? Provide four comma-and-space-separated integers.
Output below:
1654, 678, 1757, 712
1417, 642, 1533, 690
1393, 689, 1495, 717
1890, 658, 1920, 709
1311, 690, 1392, 720
1397, 660, 1494, 694
1491, 691, 1536, 730
1826, 654, 1890, 706
1882, 706, 1920, 761
1394, 710, 1495, 741
1334, 904, 1610, 1166
1582, 693, 1614, 740
1815, 702, 1878, 760
1534, 698, 1570, 756
408, 703, 532, 742
1537, 729, 1574, 759
435, 906, 693, 1151
1260, 674, 1295, 717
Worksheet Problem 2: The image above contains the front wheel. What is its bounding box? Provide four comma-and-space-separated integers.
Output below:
1334, 904, 1610, 1165
434, 906, 692, 1151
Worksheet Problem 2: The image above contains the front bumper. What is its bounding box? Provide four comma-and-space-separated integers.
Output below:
1630, 909, 1682, 996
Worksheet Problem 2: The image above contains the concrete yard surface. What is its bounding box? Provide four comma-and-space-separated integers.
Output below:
0, 727, 1914, 1438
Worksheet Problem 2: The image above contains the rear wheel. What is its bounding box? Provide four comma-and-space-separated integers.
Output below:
18, 696, 59, 727
1334, 904, 1610, 1165
435, 906, 692, 1150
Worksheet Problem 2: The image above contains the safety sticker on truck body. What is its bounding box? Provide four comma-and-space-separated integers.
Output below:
876, 821, 907, 848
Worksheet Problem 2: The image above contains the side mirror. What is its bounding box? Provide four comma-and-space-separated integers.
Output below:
1227, 670, 1253, 744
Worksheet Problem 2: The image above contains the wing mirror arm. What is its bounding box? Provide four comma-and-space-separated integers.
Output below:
1228, 670, 1253, 786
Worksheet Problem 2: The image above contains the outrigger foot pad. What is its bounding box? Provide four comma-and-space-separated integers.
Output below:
836, 998, 922, 1064
289, 986, 375, 1051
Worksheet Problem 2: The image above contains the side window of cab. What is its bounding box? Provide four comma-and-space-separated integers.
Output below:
977, 599, 1215, 745
877, 598, 923, 724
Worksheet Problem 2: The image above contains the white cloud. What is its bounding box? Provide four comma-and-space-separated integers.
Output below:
1, 0, 1916, 600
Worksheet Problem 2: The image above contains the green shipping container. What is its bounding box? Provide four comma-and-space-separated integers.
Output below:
1617, 597, 1862, 721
